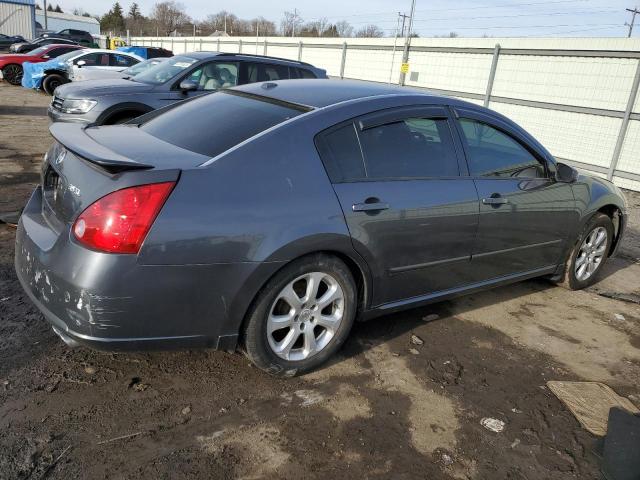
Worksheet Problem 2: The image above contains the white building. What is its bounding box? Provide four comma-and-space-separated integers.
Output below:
35, 9, 100, 35
0, 0, 36, 38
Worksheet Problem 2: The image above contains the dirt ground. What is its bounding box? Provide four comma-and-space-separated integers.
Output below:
1, 82, 640, 480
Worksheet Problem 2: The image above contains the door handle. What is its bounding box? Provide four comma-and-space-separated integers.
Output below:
482, 196, 509, 205
352, 201, 390, 212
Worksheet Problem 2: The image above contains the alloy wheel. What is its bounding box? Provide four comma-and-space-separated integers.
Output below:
267, 272, 344, 361
574, 226, 607, 281
3, 65, 22, 85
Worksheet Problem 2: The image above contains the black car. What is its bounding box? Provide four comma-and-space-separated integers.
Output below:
42, 29, 94, 46
10, 37, 77, 53
0, 33, 25, 51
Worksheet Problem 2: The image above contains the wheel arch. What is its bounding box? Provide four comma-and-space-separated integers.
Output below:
96, 102, 154, 125
230, 247, 373, 350
596, 203, 625, 256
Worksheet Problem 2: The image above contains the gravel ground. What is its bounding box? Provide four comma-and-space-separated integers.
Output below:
1, 82, 639, 480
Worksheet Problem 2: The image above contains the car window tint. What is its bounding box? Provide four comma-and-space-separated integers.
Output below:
111, 54, 138, 67
78, 53, 109, 66
316, 124, 366, 182
459, 119, 544, 178
193, 62, 238, 91
359, 118, 459, 179
297, 68, 317, 79
141, 91, 306, 157
246, 62, 289, 82
134, 56, 198, 85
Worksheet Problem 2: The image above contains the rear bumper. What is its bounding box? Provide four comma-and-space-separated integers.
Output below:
14, 187, 262, 352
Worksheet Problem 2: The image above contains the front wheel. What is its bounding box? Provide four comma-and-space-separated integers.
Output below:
242, 254, 357, 377
558, 213, 614, 290
2, 64, 23, 85
42, 74, 67, 95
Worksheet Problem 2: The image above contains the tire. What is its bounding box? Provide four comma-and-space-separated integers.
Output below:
2, 64, 22, 85
556, 213, 614, 290
42, 74, 67, 96
242, 254, 357, 377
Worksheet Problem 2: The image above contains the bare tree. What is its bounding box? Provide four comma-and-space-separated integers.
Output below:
280, 10, 303, 36
335, 20, 354, 37
151, 1, 190, 36
355, 24, 384, 38
305, 17, 329, 37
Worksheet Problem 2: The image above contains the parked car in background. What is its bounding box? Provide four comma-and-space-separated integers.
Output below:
71, 57, 169, 83
41, 29, 95, 46
16, 80, 627, 376
49, 52, 327, 125
116, 46, 173, 59
22, 48, 143, 95
0, 34, 25, 52
10, 37, 77, 54
0, 44, 83, 85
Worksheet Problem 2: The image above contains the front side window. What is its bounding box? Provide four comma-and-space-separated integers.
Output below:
459, 118, 545, 178
111, 54, 138, 67
77, 53, 109, 66
186, 62, 239, 91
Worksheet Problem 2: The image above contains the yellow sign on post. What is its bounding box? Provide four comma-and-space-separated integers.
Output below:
400, 63, 410, 73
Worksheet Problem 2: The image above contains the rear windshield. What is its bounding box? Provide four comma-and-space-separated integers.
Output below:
141, 91, 309, 157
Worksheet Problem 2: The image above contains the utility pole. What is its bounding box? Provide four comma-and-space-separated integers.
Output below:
389, 14, 403, 84
43, 0, 48, 30
224, 13, 227, 34
256, 20, 260, 54
292, 8, 298, 38
399, 0, 416, 86
398, 12, 410, 38
626, 7, 640, 37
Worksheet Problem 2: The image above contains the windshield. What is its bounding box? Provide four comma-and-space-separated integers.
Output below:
122, 58, 165, 76
133, 56, 197, 85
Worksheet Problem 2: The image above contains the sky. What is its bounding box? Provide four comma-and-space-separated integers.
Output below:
45, 0, 640, 37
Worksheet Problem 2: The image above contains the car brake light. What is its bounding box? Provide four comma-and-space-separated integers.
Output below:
72, 182, 175, 254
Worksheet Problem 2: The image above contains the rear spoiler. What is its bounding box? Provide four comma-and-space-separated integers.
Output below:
49, 123, 153, 172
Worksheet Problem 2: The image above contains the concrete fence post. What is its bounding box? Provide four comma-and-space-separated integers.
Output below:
171, 37, 174, 52
263, 39, 267, 55
340, 42, 347, 79
608, 59, 640, 180
217, 38, 221, 52
239, 39, 243, 53
298, 41, 303, 61
484, 44, 501, 107
199, 38, 202, 51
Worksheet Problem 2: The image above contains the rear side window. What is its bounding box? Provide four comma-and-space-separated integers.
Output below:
78, 53, 109, 66
111, 54, 138, 67
246, 62, 290, 82
297, 68, 317, 79
141, 91, 307, 157
458, 118, 544, 178
317, 117, 459, 182
315, 124, 366, 182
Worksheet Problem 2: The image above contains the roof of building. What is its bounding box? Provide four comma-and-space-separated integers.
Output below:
34, 10, 99, 25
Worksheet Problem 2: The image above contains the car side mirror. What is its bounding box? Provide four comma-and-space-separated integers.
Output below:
42, 54, 49, 59
556, 162, 579, 183
179, 80, 198, 93
76, 60, 86, 68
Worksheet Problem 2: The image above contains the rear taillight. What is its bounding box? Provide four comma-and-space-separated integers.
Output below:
72, 182, 175, 254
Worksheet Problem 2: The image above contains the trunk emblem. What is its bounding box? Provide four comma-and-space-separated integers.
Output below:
55, 149, 66, 166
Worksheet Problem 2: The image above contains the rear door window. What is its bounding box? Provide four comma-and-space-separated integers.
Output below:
187, 62, 239, 90
77, 53, 109, 66
246, 62, 290, 82
110, 54, 138, 67
141, 91, 308, 157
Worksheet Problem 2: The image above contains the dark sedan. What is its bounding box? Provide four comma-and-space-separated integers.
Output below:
10, 37, 77, 53
0, 33, 25, 51
15, 80, 627, 376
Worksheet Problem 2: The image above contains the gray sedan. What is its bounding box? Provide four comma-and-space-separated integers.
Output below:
16, 79, 627, 376
70, 57, 169, 82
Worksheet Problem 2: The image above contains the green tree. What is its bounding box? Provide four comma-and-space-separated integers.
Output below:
101, 1, 126, 35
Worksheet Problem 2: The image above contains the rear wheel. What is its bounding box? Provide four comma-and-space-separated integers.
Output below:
42, 74, 67, 95
242, 254, 356, 377
557, 213, 614, 290
2, 64, 22, 85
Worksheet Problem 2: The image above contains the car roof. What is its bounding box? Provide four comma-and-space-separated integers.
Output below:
179, 51, 316, 67
231, 79, 442, 109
